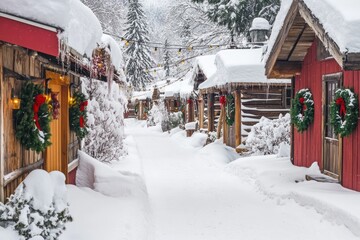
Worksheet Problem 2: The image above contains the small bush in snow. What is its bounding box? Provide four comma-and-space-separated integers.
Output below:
168, 112, 184, 129
206, 131, 217, 145
0, 170, 72, 240
147, 100, 170, 132
245, 114, 290, 155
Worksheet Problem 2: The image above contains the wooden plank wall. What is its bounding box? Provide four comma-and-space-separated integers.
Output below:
293, 41, 341, 172
1, 45, 43, 201
241, 86, 290, 137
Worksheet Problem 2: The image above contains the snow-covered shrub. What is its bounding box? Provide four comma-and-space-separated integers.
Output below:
245, 114, 290, 155
206, 131, 217, 144
83, 78, 127, 162
0, 170, 72, 240
168, 112, 183, 129
147, 100, 170, 132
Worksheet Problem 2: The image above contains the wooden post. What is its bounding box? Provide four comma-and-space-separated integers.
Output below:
0, 46, 4, 202
138, 101, 143, 120
217, 107, 224, 139
198, 94, 204, 129
235, 89, 241, 149
207, 93, 215, 132
223, 112, 228, 145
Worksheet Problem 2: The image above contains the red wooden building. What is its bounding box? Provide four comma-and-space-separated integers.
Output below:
265, 0, 360, 190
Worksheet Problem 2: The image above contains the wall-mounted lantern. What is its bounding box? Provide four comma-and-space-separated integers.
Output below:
11, 88, 21, 110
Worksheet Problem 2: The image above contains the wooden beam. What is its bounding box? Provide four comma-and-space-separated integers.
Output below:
217, 107, 224, 139
268, 60, 302, 78
3, 159, 44, 187
234, 90, 241, 148
199, 95, 204, 129
207, 93, 215, 132
298, 0, 344, 69
265, 0, 299, 77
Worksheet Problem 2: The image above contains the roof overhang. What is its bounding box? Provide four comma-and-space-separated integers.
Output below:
0, 11, 60, 56
265, 0, 360, 79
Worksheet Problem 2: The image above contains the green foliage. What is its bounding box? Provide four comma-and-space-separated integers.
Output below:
0, 183, 73, 240
69, 90, 88, 140
290, 89, 314, 132
191, 0, 280, 36
330, 88, 359, 137
15, 82, 51, 153
225, 93, 235, 126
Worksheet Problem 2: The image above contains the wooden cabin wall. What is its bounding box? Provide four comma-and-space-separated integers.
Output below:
342, 70, 360, 191
293, 41, 341, 171
1, 44, 43, 201
241, 86, 290, 137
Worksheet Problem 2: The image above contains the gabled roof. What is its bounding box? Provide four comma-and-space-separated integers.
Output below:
194, 55, 217, 79
265, 0, 360, 78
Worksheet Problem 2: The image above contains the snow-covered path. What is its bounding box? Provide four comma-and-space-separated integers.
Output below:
126, 124, 357, 240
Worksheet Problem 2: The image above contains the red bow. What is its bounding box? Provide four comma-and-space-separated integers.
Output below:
187, 99, 192, 105
336, 97, 346, 117
299, 97, 307, 112
80, 100, 88, 112
220, 96, 226, 107
33, 94, 46, 130
79, 101, 88, 128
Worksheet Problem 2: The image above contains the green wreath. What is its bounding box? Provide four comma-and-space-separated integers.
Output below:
330, 88, 359, 137
69, 90, 88, 140
15, 82, 51, 152
225, 93, 235, 126
291, 88, 314, 132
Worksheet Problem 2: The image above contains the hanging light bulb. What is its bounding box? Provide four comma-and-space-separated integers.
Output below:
178, 48, 182, 54
155, 47, 158, 51
187, 46, 193, 51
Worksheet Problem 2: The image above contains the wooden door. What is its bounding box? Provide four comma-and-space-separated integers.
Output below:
322, 73, 342, 180
45, 71, 69, 177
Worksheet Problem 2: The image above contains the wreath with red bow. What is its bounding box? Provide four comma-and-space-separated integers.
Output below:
330, 88, 359, 137
69, 90, 88, 140
290, 88, 314, 132
15, 82, 51, 152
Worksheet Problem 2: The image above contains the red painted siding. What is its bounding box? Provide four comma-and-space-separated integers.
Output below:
294, 41, 360, 191
0, 16, 59, 56
343, 71, 360, 190
67, 167, 77, 185
294, 41, 342, 169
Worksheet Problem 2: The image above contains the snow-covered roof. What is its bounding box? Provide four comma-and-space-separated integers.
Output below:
194, 55, 217, 79
199, 48, 290, 90
100, 34, 124, 71
250, 18, 271, 31
0, 0, 103, 56
265, 0, 360, 63
160, 74, 194, 99
131, 90, 152, 101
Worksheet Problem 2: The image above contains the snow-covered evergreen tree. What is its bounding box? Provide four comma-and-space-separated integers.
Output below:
163, 39, 171, 77
192, 0, 280, 36
124, 0, 153, 90
83, 78, 127, 162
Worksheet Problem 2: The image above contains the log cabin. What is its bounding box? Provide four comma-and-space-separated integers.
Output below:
198, 18, 291, 151
264, 0, 360, 190
0, 4, 122, 201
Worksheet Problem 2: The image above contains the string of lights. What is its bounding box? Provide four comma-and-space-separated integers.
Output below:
104, 31, 229, 51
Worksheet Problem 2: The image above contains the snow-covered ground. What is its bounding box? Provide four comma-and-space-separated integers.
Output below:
2, 119, 360, 239
124, 119, 358, 240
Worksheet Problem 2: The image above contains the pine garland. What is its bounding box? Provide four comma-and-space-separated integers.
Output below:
15, 82, 51, 152
290, 88, 314, 132
225, 93, 235, 126
330, 88, 359, 137
69, 90, 88, 140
